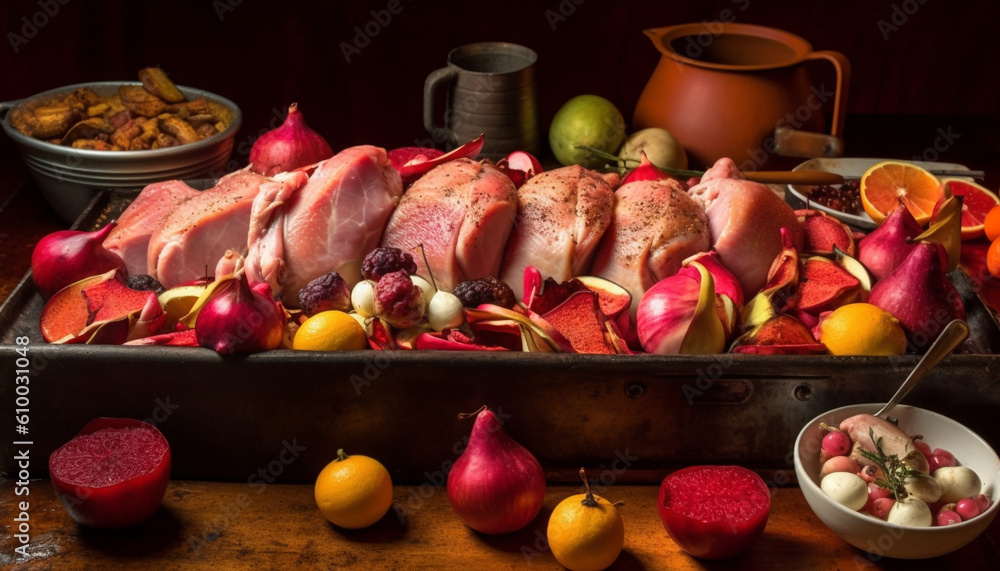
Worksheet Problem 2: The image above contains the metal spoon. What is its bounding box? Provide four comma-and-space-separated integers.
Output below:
873, 319, 970, 418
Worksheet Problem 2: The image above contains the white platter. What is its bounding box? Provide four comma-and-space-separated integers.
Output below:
786, 157, 971, 230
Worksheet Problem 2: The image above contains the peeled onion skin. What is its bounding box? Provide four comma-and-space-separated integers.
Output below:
446, 408, 546, 535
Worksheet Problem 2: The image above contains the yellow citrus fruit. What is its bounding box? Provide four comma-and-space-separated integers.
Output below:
546, 479, 625, 571
314, 449, 393, 529
549, 95, 626, 169
817, 303, 907, 356
292, 310, 367, 351
860, 161, 944, 225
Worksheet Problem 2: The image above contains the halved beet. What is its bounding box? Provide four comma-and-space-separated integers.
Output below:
658, 465, 771, 560
49, 418, 171, 529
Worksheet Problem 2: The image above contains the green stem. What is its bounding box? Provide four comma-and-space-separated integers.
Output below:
574, 145, 705, 178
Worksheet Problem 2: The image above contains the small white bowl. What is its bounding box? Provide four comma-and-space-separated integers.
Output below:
1, 81, 241, 222
794, 403, 1000, 560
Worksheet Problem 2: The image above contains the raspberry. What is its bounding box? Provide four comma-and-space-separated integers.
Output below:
362, 247, 418, 281
373, 270, 425, 328
451, 276, 517, 309
298, 271, 351, 316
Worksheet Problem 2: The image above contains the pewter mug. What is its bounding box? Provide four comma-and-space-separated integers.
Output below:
424, 42, 539, 161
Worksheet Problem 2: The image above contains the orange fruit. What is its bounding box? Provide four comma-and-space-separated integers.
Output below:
988, 239, 1000, 279
292, 310, 367, 351
314, 449, 393, 529
860, 161, 945, 225
938, 179, 1000, 240
984, 204, 1000, 242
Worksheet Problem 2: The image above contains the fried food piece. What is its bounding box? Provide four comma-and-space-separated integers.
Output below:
159, 116, 200, 144
119, 85, 167, 118
9, 95, 85, 139
110, 120, 142, 149
71, 139, 115, 150
62, 117, 114, 145
153, 132, 178, 149
166, 97, 209, 116
138, 67, 185, 104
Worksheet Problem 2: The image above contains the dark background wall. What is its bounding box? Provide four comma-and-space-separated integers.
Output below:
2, 0, 997, 164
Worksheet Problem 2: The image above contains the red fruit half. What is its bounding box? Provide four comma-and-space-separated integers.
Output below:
658, 465, 771, 560
49, 418, 171, 529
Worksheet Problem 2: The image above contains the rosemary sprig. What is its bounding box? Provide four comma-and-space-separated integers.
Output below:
573, 145, 705, 179
855, 426, 919, 501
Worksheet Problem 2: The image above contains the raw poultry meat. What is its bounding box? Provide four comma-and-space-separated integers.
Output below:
104, 180, 202, 277
245, 145, 403, 306
590, 177, 711, 315
146, 168, 270, 288
687, 158, 804, 299
499, 165, 618, 300
380, 158, 517, 292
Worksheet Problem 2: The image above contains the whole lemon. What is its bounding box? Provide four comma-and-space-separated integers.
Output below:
549, 95, 626, 169
817, 303, 907, 356
292, 310, 367, 351
314, 449, 394, 529
546, 472, 625, 571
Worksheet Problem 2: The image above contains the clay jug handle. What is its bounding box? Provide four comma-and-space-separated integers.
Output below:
804, 50, 851, 137
774, 50, 851, 158
423, 66, 460, 147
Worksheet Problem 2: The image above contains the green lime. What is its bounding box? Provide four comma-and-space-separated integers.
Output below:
548, 95, 626, 168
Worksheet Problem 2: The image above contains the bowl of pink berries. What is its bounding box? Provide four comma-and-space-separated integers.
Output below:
794, 403, 1000, 559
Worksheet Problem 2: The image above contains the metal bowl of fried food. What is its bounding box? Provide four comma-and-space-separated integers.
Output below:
0, 80, 241, 222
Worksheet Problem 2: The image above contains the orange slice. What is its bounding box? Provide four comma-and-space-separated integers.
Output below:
860, 161, 945, 225
939, 178, 1000, 240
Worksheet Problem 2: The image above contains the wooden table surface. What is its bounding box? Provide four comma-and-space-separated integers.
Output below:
2, 115, 1000, 569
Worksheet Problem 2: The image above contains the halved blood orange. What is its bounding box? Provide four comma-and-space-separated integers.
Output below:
938, 178, 1000, 240
860, 161, 944, 225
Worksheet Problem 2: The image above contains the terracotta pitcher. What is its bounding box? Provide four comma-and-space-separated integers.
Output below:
633, 23, 850, 170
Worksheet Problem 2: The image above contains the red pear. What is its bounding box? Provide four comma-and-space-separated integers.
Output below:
858, 202, 922, 281
868, 242, 966, 343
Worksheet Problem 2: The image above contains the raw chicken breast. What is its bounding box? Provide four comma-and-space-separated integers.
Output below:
147, 169, 270, 288
381, 158, 517, 292
591, 177, 711, 314
687, 158, 804, 299
103, 180, 202, 277
500, 165, 618, 300
246, 145, 404, 306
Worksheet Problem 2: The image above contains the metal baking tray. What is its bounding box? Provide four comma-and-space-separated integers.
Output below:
2, 190, 999, 484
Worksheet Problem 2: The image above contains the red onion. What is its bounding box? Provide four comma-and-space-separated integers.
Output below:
31, 222, 128, 300
637, 262, 725, 354
195, 273, 285, 354
447, 406, 546, 534
620, 151, 676, 186
249, 103, 334, 176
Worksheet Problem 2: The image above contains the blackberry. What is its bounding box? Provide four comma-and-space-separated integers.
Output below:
126, 274, 165, 294
297, 271, 352, 316
362, 247, 418, 281
451, 276, 517, 309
